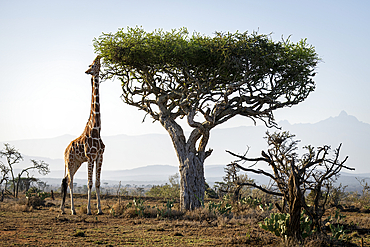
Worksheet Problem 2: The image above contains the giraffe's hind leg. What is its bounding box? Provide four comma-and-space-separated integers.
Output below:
69, 177, 76, 215
60, 176, 68, 214
96, 154, 103, 215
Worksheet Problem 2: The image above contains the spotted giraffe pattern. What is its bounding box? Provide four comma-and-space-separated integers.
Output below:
61, 56, 105, 215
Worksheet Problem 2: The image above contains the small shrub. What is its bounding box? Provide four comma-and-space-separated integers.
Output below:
259, 211, 312, 240
73, 230, 85, 237
259, 212, 289, 238
27, 196, 44, 207
123, 207, 137, 218
325, 209, 348, 240
133, 198, 146, 217
207, 200, 232, 216
78, 205, 87, 214
110, 202, 127, 216
155, 199, 176, 218
146, 174, 180, 199
26, 187, 51, 201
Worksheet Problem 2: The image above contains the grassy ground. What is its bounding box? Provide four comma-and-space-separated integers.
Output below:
0, 194, 369, 246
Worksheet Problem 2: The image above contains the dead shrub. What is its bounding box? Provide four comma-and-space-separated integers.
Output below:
303, 233, 357, 247
27, 196, 44, 208
217, 215, 229, 228
123, 207, 138, 218
0, 201, 33, 212
183, 207, 217, 221
228, 215, 249, 226
110, 202, 126, 216
348, 215, 370, 229
145, 206, 158, 218
77, 205, 87, 214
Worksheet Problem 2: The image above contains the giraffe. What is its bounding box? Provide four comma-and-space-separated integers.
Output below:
61, 56, 105, 215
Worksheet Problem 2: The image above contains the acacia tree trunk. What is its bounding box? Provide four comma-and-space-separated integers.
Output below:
159, 107, 210, 211
15, 174, 21, 198
178, 151, 205, 210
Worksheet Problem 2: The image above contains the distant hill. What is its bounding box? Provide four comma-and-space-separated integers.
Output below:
31, 164, 369, 193
1, 111, 369, 184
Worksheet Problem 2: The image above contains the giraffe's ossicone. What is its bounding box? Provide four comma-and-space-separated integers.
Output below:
61, 56, 105, 215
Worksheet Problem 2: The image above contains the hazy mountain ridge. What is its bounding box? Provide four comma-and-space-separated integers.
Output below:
1, 111, 369, 184
19, 164, 370, 192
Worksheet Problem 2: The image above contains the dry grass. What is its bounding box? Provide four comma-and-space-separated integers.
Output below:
0, 194, 368, 246
0, 199, 33, 212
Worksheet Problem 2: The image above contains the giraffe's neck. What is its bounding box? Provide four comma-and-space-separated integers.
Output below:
86, 75, 101, 135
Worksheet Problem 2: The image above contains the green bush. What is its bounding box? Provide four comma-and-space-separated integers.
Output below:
326, 209, 348, 240
259, 211, 312, 239
155, 199, 175, 219
26, 187, 50, 201
146, 174, 180, 198
259, 213, 289, 238
207, 201, 232, 216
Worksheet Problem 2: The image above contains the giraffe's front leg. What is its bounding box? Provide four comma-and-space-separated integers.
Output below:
96, 155, 103, 215
87, 160, 94, 215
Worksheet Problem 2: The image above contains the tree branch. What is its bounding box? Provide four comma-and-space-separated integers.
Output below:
238, 181, 283, 197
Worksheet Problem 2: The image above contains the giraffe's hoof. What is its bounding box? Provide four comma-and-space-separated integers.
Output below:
61, 211, 66, 215
71, 211, 76, 215
97, 211, 103, 215
87, 212, 92, 215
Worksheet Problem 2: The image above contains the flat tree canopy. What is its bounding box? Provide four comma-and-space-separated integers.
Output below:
93, 27, 319, 210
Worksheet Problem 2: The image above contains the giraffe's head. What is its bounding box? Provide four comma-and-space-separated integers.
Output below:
85, 55, 101, 76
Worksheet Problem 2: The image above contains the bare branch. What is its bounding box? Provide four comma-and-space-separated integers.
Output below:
238, 182, 283, 197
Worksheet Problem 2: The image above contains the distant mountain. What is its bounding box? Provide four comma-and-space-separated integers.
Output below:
32, 164, 369, 193
278, 111, 370, 173
2, 133, 178, 171
1, 111, 369, 180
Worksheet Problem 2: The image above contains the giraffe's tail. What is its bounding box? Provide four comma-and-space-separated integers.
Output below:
60, 176, 68, 210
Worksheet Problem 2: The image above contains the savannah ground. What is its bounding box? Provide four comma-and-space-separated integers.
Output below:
0, 194, 369, 246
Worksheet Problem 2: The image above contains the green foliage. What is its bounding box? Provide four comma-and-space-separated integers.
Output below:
259, 212, 312, 239
259, 213, 289, 238
300, 210, 314, 239
25, 187, 50, 201
207, 200, 232, 216
240, 196, 262, 209
146, 184, 179, 199
132, 198, 146, 217
326, 209, 348, 240
205, 182, 218, 199
329, 224, 347, 241
93, 27, 319, 127
73, 230, 85, 237
155, 199, 175, 219
94, 27, 318, 86
146, 174, 180, 199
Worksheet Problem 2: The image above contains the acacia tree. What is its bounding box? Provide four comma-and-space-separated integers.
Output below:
0, 143, 23, 196
15, 160, 50, 198
0, 161, 10, 191
214, 162, 254, 201
227, 131, 354, 241
93, 27, 319, 210
0, 144, 50, 198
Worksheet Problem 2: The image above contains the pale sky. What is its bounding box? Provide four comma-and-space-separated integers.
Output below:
0, 0, 369, 142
